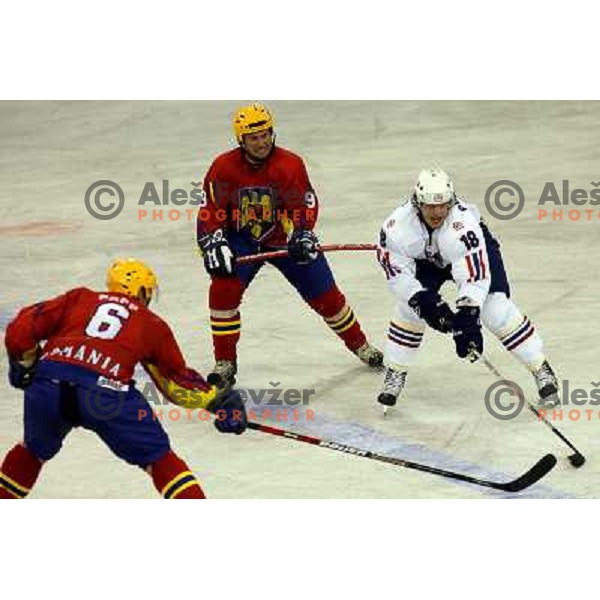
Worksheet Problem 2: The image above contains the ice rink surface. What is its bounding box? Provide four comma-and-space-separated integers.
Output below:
0, 101, 598, 498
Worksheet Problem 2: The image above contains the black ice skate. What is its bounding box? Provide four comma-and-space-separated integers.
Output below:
207, 360, 237, 389
377, 367, 407, 409
355, 342, 384, 369
533, 361, 560, 408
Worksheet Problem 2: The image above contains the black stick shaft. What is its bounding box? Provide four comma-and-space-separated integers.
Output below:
479, 354, 583, 458
526, 405, 581, 455
247, 422, 555, 493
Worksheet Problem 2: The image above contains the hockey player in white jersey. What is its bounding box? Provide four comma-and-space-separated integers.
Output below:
376, 168, 559, 409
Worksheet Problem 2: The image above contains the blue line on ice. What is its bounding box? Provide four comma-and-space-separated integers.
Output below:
248, 403, 574, 499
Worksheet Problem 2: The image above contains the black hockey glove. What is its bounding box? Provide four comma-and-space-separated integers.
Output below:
8, 357, 37, 389
452, 304, 483, 361
197, 230, 236, 277
288, 229, 319, 264
408, 290, 454, 333
209, 389, 247, 435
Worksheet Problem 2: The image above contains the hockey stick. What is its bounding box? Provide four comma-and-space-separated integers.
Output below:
247, 421, 557, 492
477, 352, 586, 468
237, 243, 377, 265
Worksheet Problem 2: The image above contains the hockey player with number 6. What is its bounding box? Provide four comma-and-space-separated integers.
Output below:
376, 169, 560, 409
0, 259, 247, 499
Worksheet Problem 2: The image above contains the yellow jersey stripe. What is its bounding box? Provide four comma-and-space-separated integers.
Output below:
208, 181, 216, 206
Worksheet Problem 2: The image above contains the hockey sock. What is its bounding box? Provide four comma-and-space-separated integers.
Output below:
0, 443, 43, 499
498, 316, 545, 371
150, 450, 205, 499
309, 287, 367, 351
385, 320, 424, 366
210, 311, 241, 361
325, 305, 366, 350
209, 277, 243, 362
482, 294, 545, 371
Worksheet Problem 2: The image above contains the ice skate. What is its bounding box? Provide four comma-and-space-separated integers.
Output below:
355, 342, 384, 369
207, 360, 237, 389
377, 367, 407, 412
533, 361, 560, 408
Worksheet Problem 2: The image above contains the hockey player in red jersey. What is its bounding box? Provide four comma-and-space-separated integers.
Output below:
0, 258, 247, 499
197, 102, 383, 386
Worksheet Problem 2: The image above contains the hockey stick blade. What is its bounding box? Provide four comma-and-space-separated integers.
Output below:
375, 450, 558, 493
248, 422, 558, 493
494, 453, 557, 492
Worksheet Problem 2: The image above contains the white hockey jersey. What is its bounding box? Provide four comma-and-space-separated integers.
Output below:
377, 198, 491, 307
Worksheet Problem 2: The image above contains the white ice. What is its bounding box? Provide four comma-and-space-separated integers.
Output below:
0, 101, 598, 498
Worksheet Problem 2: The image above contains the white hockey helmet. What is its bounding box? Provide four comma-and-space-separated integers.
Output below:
412, 168, 455, 205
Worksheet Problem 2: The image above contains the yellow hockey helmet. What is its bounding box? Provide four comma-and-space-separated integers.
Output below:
233, 102, 274, 143
106, 258, 158, 304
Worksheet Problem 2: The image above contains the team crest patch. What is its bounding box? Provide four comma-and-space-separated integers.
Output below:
237, 186, 275, 241
452, 221, 464, 231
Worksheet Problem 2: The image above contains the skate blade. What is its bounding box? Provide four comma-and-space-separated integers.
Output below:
538, 396, 560, 410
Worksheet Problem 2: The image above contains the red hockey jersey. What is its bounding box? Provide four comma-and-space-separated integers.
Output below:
197, 146, 319, 246
5, 288, 212, 403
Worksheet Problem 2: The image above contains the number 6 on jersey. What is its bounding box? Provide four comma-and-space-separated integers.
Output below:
85, 303, 130, 339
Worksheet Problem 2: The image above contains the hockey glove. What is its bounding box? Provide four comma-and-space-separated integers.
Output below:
197, 230, 236, 277
210, 389, 247, 435
452, 305, 483, 361
288, 229, 319, 264
8, 357, 37, 389
408, 290, 455, 333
